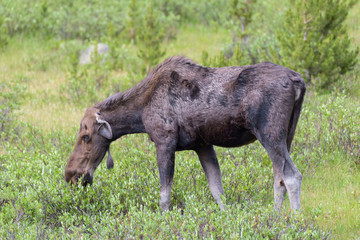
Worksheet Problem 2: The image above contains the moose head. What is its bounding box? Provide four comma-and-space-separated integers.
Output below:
65, 107, 114, 186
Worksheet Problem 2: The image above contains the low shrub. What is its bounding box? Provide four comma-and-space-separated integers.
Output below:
0, 76, 27, 142
0, 120, 332, 238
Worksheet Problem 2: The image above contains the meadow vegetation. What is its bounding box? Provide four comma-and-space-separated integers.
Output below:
0, 0, 359, 239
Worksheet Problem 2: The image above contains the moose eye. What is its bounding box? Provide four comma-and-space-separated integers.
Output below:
82, 135, 90, 142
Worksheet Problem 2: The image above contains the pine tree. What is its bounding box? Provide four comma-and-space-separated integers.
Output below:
137, 2, 166, 74
202, 44, 252, 67
125, 0, 141, 44
0, 14, 9, 50
273, 0, 358, 89
203, 0, 257, 68
228, 0, 257, 43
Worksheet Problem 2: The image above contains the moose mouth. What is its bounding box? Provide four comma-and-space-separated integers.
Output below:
66, 172, 93, 186
80, 153, 106, 186
81, 172, 93, 186
65, 149, 108, 187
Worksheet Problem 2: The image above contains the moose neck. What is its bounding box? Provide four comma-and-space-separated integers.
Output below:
94, 66, 166, 140
94, 91, 147, 140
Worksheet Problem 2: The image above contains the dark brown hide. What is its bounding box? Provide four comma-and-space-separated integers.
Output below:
65, 56, 306, 211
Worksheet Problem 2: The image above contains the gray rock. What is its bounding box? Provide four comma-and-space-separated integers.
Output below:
79, 43, 109, 65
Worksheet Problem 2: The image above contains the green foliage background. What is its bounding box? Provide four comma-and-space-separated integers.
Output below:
0, 0, 359, 239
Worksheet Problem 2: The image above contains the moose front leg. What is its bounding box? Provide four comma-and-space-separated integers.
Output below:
155, 144, 176, 212
195, 145, 225, 210
143, 109, 178, 212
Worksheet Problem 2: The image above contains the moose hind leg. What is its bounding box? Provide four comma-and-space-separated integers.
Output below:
264, 146, 287, 209
195, 145, 225, 210
265, 143, 302, 211
283, 151, 302, 210
274, 170, 287, 209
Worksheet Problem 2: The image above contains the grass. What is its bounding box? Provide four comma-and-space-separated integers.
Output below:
166, 24, 232, 62
0, 35, 83, 133
296, 94, 360, 239
303, 156, 360, 238
1, 19, 360, 239
347, 1, 360, 46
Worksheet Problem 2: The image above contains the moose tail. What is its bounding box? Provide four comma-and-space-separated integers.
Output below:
287, 75, 306, 152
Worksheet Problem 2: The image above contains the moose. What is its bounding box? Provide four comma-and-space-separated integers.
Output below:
65, 56, 306, 211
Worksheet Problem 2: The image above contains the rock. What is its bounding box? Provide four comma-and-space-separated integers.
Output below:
79, 43, 109, 65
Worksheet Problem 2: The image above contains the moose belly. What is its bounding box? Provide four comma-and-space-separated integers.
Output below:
176, 118, 256, 150
200, 124, 256, 148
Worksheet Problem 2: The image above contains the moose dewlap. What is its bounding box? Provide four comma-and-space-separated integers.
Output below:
65, 56, 306, 211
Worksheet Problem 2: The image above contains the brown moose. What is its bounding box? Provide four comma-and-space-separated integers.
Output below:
65, 56, 306, 211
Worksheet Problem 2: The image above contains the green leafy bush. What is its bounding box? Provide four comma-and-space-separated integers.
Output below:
59, 40, 142, 107
60, 47, 107, 106
294, 93, 360, 168
0, 77, 27, 141
1, 0, 182, 41
0, 0, 45, 36
1, 0, 127, 40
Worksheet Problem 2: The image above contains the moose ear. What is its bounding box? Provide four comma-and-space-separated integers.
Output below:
98, 123, 113, 139
96, 113, 113, 139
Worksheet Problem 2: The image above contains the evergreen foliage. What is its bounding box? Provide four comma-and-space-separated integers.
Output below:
227, 0, 257, 43
124, 0, 141, 44
202, 0, 258, 69
103, 21, 127, 70
0, 14, 9, 49
271, 0, 359, 89
202, 44, 252, 67
137, 2, 166, 74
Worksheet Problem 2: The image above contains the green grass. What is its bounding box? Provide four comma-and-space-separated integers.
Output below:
0, 35, 84, 134
165, 24, 232, 62
296, 94, 360, 239
1, 19, 360, 239
303, 160, 360, 238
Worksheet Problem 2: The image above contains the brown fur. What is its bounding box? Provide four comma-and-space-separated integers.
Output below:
65, 56, 306, 211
